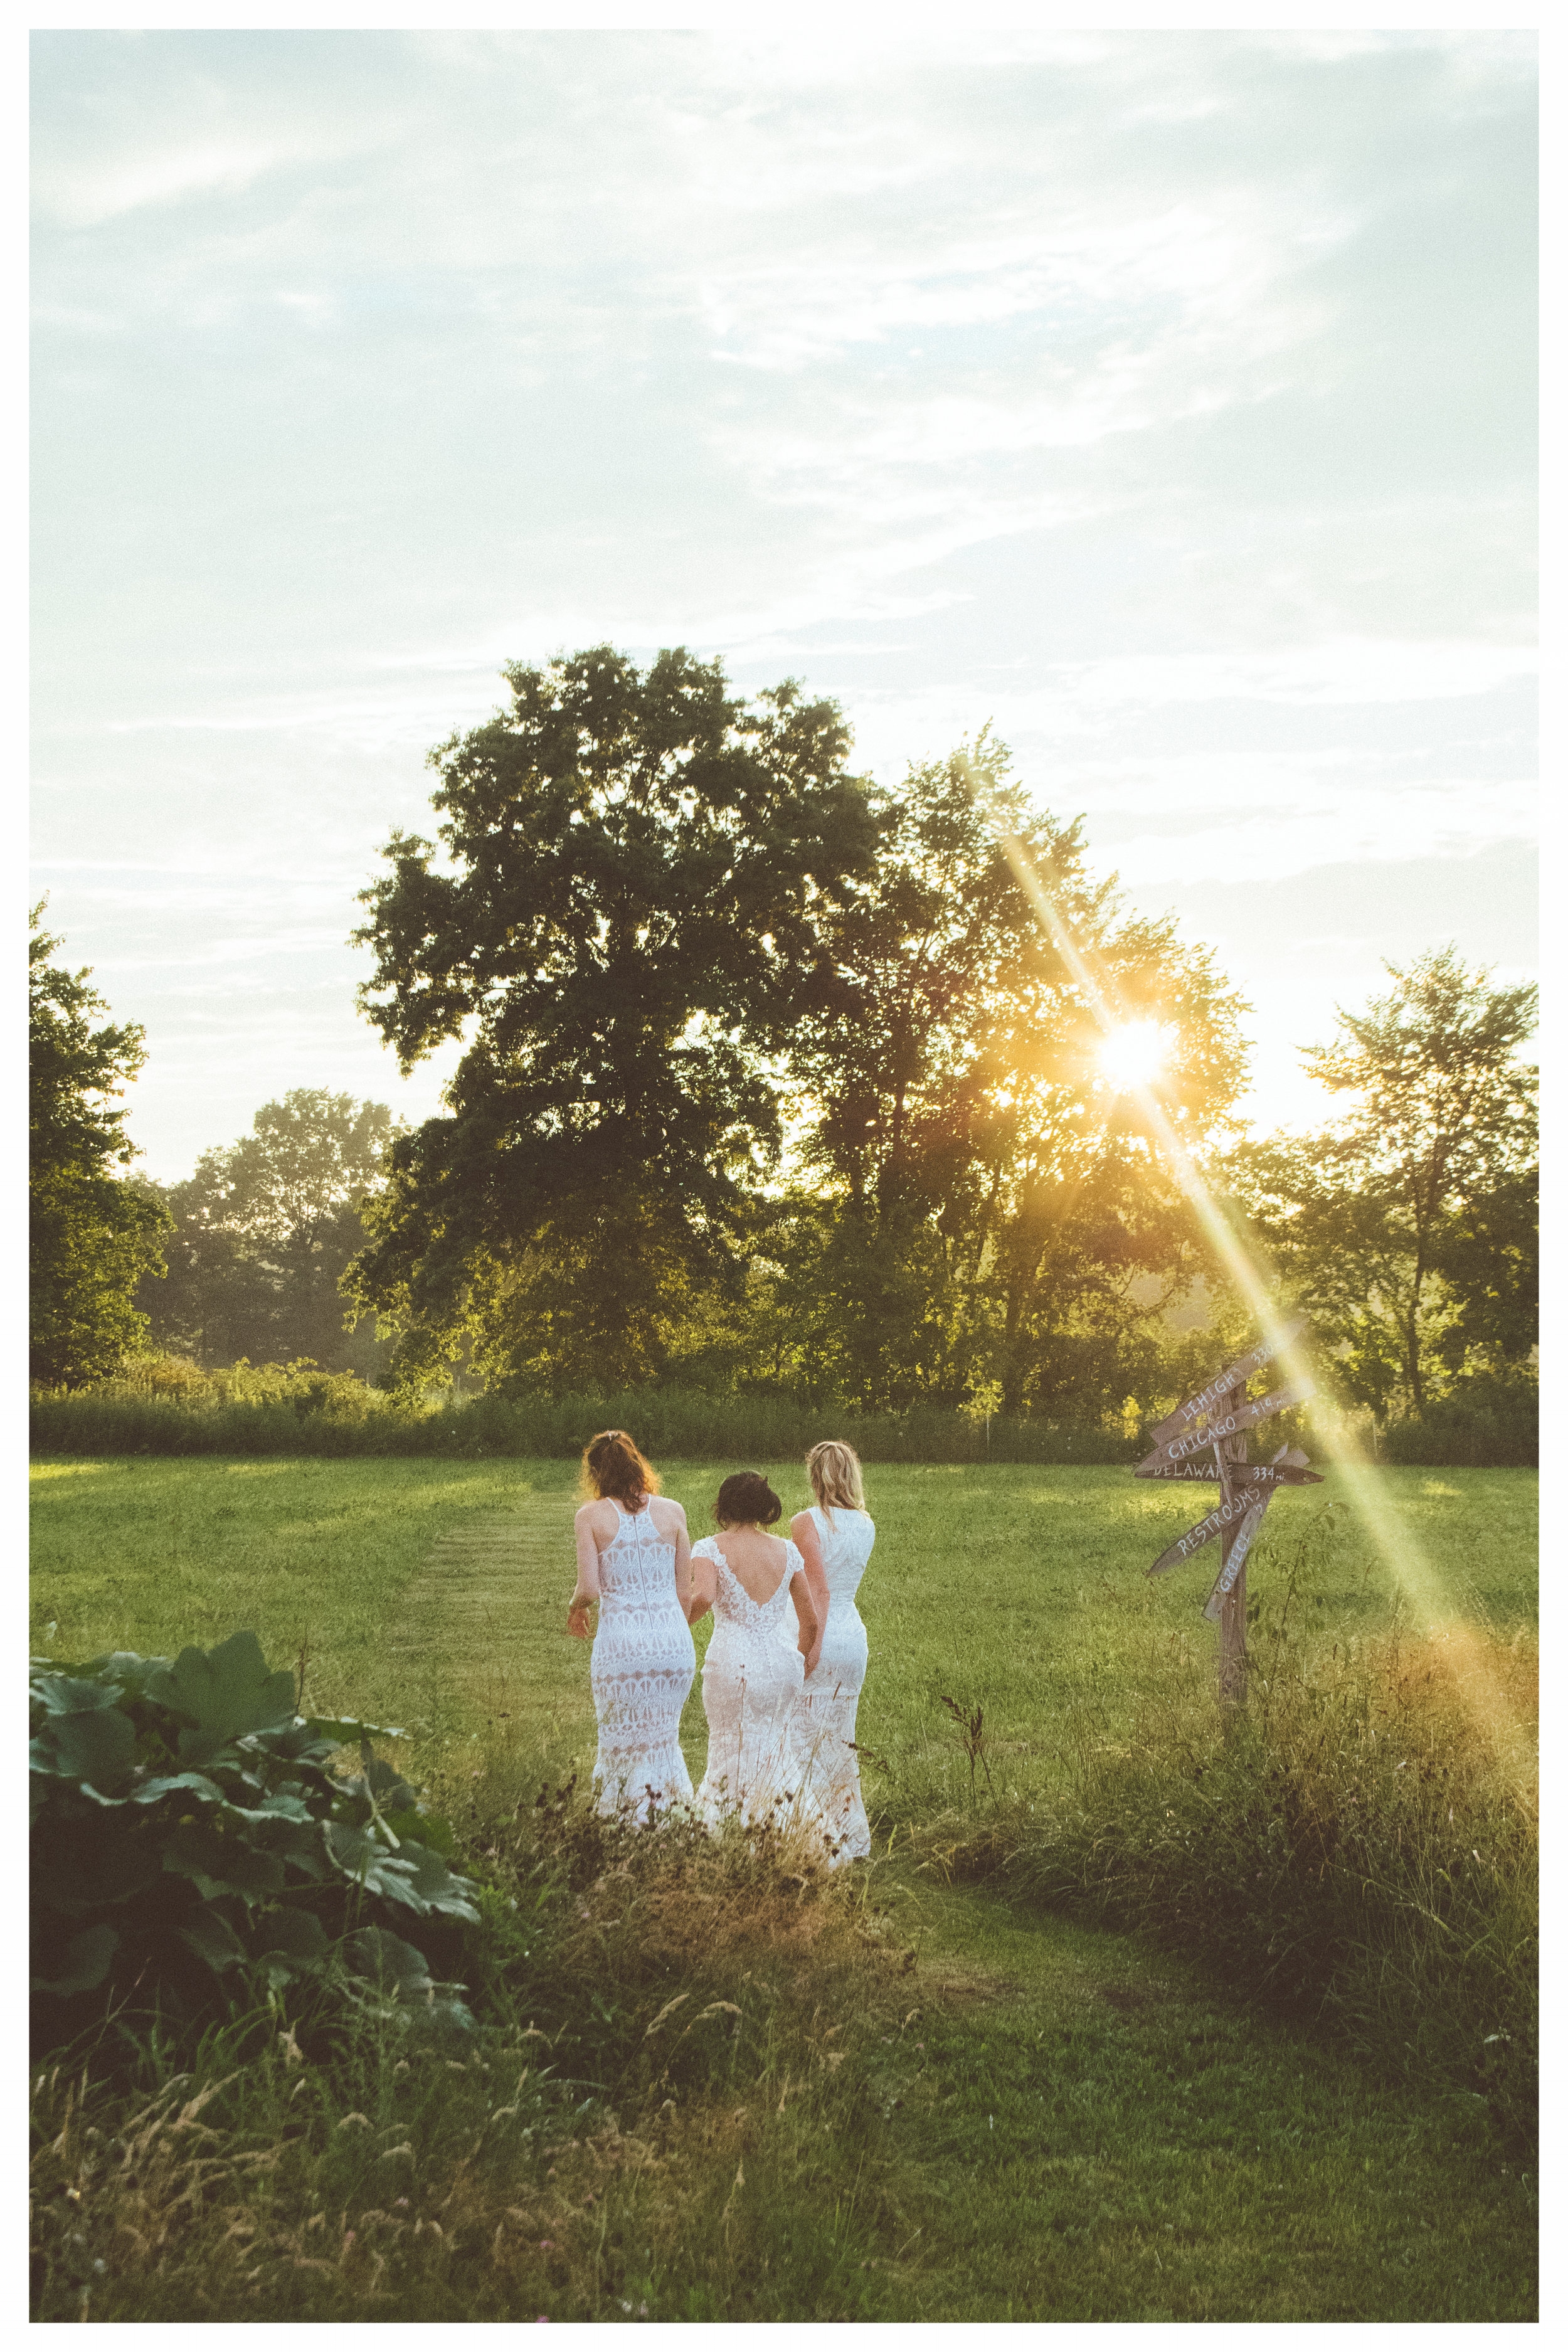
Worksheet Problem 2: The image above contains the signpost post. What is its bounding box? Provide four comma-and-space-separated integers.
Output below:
1136, 1325, 1322, 1708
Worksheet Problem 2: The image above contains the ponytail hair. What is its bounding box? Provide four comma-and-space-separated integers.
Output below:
580, 1428, 660, 1507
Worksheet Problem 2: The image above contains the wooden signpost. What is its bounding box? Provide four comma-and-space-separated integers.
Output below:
1136, 1322, 1322, 1706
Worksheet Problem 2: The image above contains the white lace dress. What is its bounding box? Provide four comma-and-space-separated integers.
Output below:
589, 1500, 696, 1825
789, 1505, 875, 1863
692, 1537, 810, 1830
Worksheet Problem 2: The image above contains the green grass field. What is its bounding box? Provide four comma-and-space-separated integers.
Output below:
28, 1456, 1536, 1792
30, 1456, 1538, 2321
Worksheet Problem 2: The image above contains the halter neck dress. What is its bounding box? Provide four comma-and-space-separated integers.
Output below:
788, 1505, 875, 1862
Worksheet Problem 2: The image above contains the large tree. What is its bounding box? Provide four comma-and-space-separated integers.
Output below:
30, 907, 168, 1387
139, 1091, 396, 1372
1227, 946, 1537, 1416
347, 645, 877, 1392
777, 738, 1251, 1415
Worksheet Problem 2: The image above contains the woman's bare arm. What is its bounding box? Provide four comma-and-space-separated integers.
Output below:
790, 1512, 829, 1677
662, 1500, 694, 1617
788, 1567, 820, 1666
566, 1504, 605, 1638
685, 1546, 716, 1628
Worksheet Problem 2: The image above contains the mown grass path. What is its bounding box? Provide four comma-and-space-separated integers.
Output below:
30, 1456, 1537, 2320
383, 1494, 585, 1766
869, 1882, 1534, 2321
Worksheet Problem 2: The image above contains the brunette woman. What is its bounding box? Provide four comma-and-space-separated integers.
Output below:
686, 1470, 820, 1829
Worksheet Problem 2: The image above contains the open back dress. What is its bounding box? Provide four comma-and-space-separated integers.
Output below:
691, 1535, 810, 1830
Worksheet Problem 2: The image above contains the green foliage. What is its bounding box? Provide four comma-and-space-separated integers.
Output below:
1382, 1369, 1538, 1467
29, 906, 169, 1388
783, 737, 1250, 1415
1227, 948, 1537, 1418
29, 1375, 1140, 1463
137, 1091, 397, 1377
31, 1355, 1533, 1467
347, 644, 878, 1394
346, 678, 1253, 1417
30, 1631, 479, 2038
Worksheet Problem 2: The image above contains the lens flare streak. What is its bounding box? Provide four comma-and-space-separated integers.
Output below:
983, 803, 1534, 1800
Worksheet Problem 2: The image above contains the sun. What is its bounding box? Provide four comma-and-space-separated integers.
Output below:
1098, 1020, 1172, 1092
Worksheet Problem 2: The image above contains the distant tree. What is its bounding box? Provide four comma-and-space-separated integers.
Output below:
1227, 947, 1537, 1417
29, 906, 168, 1387
782, 737, 1251, 1416
140, 1091, 396, 1372
347, 645, 877, 1394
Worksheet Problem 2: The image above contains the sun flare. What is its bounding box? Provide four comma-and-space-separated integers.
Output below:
1098, 1020, 1172, 1091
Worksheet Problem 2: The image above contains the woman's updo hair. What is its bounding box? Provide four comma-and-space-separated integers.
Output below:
806, 1439, 864, 1518
580, 1429, 660, 1507
714, 1470, 781, 1528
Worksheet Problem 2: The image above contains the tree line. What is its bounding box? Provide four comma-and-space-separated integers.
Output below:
29, 647, 1538, 1432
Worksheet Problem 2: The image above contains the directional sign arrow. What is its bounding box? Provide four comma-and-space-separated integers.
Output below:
1135, 1377, 1313, 1474
1147, 1319, 1305, 1449
1202, 1493, 1274, 1620
1135, 1458, 1324, 1488
1145, 1484, 1269, 1577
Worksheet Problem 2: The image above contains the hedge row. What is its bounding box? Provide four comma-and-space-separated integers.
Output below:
1379, 1392, 1538, 1469
27, 1388, 1138, 1466
29, 1385, 1537, 1469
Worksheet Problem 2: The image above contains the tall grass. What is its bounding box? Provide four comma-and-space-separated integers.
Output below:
918, 1515, 1537, 2142
31, 1787, 915, 2323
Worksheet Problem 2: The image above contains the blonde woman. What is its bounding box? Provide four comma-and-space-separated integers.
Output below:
787, 1440, 876, 1862
568, 1429, 695, 1826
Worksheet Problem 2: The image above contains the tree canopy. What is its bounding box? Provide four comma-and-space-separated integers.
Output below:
1227, 946, 1537, 1416
347, 654, 1250, 1413
773, 738, 1251, 1413
139, 1091, 396, 1373
347, 645, 877, 1391
28, 654, 1537, 1451
30, 907, 168, 1387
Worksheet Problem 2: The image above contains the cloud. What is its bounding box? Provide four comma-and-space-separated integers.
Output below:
29, 29, 1535, 1178
1106, 780, 1536, 887
38, 140, 294, 227
1028, 640, 1536, 713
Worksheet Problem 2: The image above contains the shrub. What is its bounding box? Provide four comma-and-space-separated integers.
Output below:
1382, 1372, 1538, 1468
30, 1631, 479, 2048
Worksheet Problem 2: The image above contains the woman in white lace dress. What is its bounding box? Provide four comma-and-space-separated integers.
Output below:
787, 1440, 875, 1863
687, 1470, 820, 1831
567, 1429, 695, 1826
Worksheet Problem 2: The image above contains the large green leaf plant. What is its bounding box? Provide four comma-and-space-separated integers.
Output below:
30, 1630, 478, 2035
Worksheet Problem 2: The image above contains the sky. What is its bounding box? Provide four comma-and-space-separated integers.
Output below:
30, 26, 1537, 1181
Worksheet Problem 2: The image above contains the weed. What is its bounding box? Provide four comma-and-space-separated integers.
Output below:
938, 1695, 995, 1799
